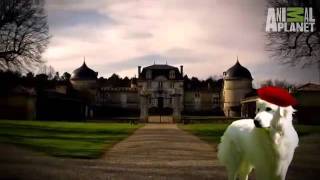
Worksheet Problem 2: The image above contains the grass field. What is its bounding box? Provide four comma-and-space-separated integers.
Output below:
179, 123, 320, 144
0, 120, 142, 158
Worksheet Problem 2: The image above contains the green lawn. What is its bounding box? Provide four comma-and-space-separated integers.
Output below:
179, 123, 320, 144
0, 120, 142, 158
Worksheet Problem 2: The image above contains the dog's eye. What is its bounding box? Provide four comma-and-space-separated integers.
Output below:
266, 107, 272, 112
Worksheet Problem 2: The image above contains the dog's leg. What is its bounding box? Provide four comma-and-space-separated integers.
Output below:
279, 158, 292, 180
238, 161, 252, 180
219, 138, 241, 180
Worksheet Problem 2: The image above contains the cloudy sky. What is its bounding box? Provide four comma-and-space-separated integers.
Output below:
43, 0, 318, 87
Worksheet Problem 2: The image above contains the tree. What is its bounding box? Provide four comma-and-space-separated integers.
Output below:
53, 72, 60, 81
26, 72, 34, 79
0, 0, 49, 71
260, 79, 295, 89
266, 0, 320, 82
108, 73, 121, 87
37, 64, 55, 79
61, 72, 71, 81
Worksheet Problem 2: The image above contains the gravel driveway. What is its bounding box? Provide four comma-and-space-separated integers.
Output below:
102, 124, 226, 179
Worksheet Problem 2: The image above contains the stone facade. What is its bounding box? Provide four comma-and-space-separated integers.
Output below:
137, 65, 184, 122
184, 90, 220, 114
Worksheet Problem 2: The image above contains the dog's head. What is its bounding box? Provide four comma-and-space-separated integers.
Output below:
254, 99, 295, 128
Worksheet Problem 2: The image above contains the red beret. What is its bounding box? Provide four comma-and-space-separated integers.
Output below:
257, 86, 298, 107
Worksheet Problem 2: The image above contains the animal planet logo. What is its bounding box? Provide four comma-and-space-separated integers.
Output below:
266, 7, 316, 32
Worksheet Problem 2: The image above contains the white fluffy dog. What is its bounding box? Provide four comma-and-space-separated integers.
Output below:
218, 99, 299, 180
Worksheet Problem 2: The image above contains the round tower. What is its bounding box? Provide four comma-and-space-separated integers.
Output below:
70, 61, 98, 119
70, 61, 98, 91
222, 59, 253, 117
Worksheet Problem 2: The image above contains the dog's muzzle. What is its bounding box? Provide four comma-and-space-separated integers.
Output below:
253, 119, 262, 128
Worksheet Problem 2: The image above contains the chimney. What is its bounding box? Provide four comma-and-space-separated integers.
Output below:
138, 66, 141, 78
180, 65, 183, 76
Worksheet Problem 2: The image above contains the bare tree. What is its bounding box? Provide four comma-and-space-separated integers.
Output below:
266, 0, 320, 82
0, 0, 49, 71
260, 79, 294, 89
37, 64, 55, 79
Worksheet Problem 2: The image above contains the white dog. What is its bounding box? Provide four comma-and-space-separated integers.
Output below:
218, 99, 299, 180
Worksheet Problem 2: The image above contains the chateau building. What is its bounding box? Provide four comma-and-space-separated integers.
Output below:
69, 59, 254, 122
1, 59, 317, 124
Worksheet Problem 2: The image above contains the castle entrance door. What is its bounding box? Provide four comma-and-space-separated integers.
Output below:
148, 97, 173, 123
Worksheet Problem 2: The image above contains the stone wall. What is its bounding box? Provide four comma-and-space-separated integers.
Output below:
223, 79, 252, 117
183, 90, 221, 115
0, 94, 36, 120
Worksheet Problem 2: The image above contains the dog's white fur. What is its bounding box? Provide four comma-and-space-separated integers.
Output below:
218, 99, 299, 180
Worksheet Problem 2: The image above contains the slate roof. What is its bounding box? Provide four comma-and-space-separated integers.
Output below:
71, 62, 98, 80
140, 64, 182, 80
296, 83, 320, 91
224, 60, 253, 80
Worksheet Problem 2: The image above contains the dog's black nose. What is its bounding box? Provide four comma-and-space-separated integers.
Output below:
254, 120, 262, 128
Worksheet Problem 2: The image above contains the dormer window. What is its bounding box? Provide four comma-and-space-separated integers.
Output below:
159, 81, 163, 89
146, 70, 152, 79
169, 70, 175, 79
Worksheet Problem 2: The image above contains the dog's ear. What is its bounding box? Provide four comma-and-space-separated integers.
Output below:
290, 106, 297, 114
278, 106, 295, 118
278, 107, 286, 117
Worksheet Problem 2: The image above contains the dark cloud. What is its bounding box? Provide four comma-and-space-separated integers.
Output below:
48, 10, 116, 29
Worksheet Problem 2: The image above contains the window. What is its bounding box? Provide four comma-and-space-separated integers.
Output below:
194, 92, 201, 109
194, 91, 200, 98
146, 70, 152, 79
120, 93, 127, 107
147, 81, 151, 88
170, 82, 174, 88
159, 81, 163, 89
169, 70, 175, 79
105, 93, 110, 101
213, 97, 219, 105
153, 99, 157, 106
